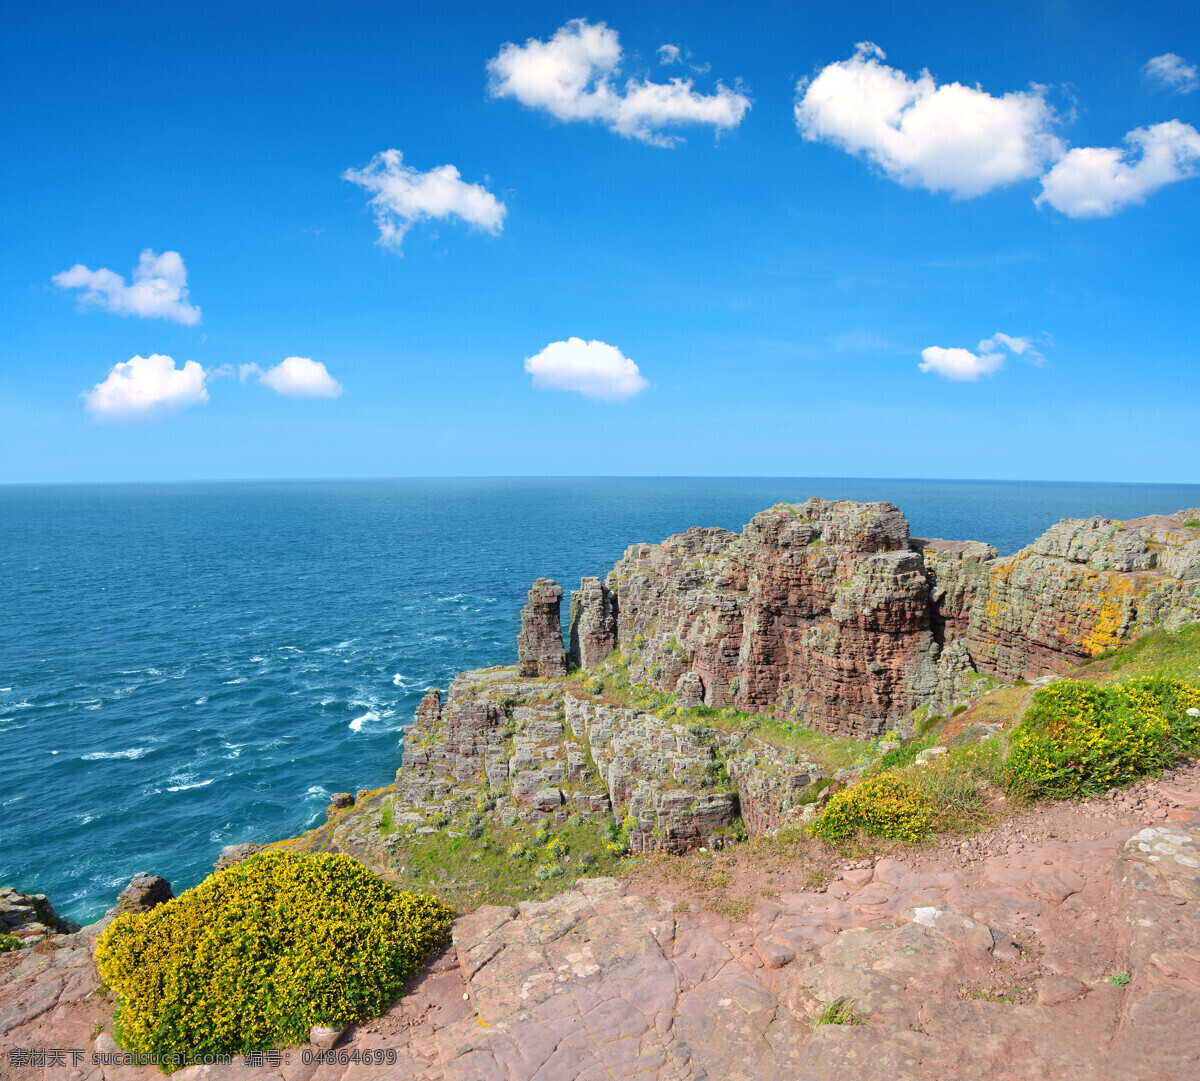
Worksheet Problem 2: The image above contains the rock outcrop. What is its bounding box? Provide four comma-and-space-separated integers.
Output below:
0, 888, 79, 943
607, 500, 1200, 735
214, 842, 265, 871
568, 576, 617, 669
517, 578, 568, 678
109, 873, 173, 917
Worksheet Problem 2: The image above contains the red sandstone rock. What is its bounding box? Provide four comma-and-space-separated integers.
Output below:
517, 578, 567, 678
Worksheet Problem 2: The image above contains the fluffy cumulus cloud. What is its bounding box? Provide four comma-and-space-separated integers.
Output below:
342, 149, 506, 251
795, 43, 1062, 198
1146, 53, 1199, 93
53, 249, 201, 325
657, 44, 681, 65
487, 19, 750, 147
1036, 120, 1200, 218
240, 357, 342, 398
919, 333, 1041, 382
82, 354, 208, 421
524, 337, 648, 401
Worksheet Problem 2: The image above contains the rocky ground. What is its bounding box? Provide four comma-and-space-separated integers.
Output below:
3, 762, 1197, 1081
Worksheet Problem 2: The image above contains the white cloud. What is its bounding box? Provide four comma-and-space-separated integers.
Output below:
524, 338, 648, 401
342, 149, 506, 251
1036, 120, 1200, 217
487, 19, 750, 147
919, 333, 1041, 381
82, 354, 208, 421
242, 357, 342, 398
1146, 53, 1198, 93
657, 44, 681, 65
53, 250, 201, 325
795, 42, 1063, 197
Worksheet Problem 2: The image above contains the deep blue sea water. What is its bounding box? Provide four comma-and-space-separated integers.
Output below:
5, 476, 1200, 923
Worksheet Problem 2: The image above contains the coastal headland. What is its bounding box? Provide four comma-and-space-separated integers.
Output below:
4, 498, 1200, 1080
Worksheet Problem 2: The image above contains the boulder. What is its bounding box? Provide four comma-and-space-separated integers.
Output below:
112, 873, 173, 916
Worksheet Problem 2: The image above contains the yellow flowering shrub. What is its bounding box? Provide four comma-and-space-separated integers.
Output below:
809, 773, 930, 843
1007, 677, 1200, 797
96, 852, 452, 1069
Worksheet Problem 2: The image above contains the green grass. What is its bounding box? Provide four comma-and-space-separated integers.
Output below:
0, 933, 22, 953
1107, 971, 1131, 986
723, 711, 868, 771
384, 815, 626, 913
809, 997, 864, 1031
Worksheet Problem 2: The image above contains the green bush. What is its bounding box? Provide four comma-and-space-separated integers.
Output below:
0, 933, 22, 953
809, 773, 930, 843
1006, 677, 1200, 797
95, 852, 452, 1069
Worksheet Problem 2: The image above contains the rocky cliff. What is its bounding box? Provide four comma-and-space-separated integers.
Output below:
610, 499, 1200, 734
247, 500, 1200, 868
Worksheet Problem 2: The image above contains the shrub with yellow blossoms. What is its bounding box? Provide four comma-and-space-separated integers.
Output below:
809, 773, 931, 843
95, 851, 452, 1070
1006, 677, 1200, 797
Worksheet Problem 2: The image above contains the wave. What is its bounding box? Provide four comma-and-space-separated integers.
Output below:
195, 696, 208, 705
82, 747, 147, 761
167, 778, 214, 792
349, 711, 377, 732
222, 677, 246, 685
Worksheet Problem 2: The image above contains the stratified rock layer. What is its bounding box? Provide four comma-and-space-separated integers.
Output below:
610, 500, 1200, 735
517, 578, 568, 678
568, 576, 617, 669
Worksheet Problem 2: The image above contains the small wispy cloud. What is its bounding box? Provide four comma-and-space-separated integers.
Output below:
487, 19, 750, 147
919, 332, 1043, 381
53, 250, 201, 325
343, 149, 506, 251
1145, 53, 1198, 94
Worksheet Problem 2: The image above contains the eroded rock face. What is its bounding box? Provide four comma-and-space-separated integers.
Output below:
568, 576, 616, 669
517, 578, 567, 678
111, 873, 173, 917
564, 696, 737, 852
213, 842, 264, 872
609, 500, 1200, 733
0, 888, 79, 940
611, 500, 945, 735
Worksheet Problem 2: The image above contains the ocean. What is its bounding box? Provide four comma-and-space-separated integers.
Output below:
5, 476, 1200, 923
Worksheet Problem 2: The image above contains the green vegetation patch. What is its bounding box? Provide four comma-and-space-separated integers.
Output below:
388, 814, 626, 912
1006, 677, 1200, 797
809, 997, 865, 1031
96, 852, 452, 1070
0, 932, 22, 953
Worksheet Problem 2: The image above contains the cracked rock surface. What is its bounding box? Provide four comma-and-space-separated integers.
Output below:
3, 768, 1198, 1080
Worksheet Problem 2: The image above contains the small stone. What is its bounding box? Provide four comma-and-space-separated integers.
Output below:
1036, 975, 1088, 1006
309, 1025, 344, 1050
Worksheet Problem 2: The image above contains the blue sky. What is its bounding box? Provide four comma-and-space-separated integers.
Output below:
2, 0, 1198, 483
